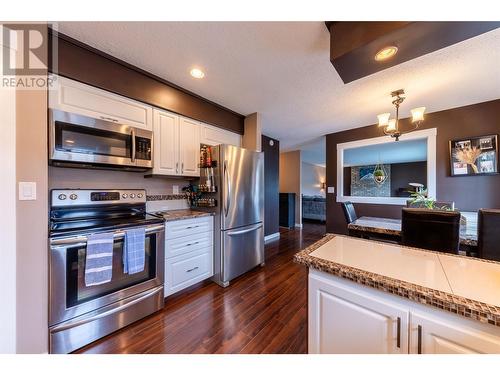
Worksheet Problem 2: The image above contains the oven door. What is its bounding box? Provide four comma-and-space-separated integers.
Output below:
49, 223, 164, 327
49, 109, 152, 168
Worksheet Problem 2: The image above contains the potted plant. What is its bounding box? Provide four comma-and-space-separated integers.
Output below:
408, 189, 436, 209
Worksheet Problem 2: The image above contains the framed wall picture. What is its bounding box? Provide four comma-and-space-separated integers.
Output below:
449, 134, 498, 176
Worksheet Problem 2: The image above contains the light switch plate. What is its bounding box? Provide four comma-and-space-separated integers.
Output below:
19, 182, 37, 200
172, 185, 179, 194
327, 186, 335, 194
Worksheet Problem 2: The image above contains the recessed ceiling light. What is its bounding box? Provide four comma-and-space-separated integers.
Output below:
374, 46, 398, 61
190, 68, 205, 79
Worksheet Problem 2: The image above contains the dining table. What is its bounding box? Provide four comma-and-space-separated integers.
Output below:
347, 211, 478, 250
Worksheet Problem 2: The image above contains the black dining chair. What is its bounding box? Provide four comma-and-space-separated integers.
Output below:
478, 209, 500, 261
401, 208, 461, 254
341, 201, 357, 224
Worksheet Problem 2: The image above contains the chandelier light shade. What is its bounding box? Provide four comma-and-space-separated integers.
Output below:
376, 89, 426, 141
387, 119, 397, 132
377, 113, 391, 127
411, 107, 426, 123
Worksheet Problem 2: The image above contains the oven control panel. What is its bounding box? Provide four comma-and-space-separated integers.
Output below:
91, 191, 120, 202
51, 189, 147, 207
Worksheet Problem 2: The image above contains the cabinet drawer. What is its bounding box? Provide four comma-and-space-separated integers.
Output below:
165, 248, 213, 297
165, 216, 213, 239
49, 75, 153, 130
166, 230, 213, 259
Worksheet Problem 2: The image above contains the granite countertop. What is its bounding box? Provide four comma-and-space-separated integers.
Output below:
348, 213, 478, 247
154, 209, 214, 222
295, 234, 500, 327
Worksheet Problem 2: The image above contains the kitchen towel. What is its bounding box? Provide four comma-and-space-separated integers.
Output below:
123, 228, 146, 274
85, 231, 114, 287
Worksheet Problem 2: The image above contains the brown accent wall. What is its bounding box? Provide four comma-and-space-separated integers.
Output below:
390, 161, 427, 197
326, 99, 500, 234
279, 150, 302, 225
262, 135, 280, 236
49, 30, 245, 134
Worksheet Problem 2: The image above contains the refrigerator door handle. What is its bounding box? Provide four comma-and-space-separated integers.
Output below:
227, 223, 263, 236
224, 160, 231, 217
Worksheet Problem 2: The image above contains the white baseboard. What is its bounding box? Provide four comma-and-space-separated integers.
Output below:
264, 232, 280, 243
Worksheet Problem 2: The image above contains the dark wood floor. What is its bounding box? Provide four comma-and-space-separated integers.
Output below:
76, 223, 325, 354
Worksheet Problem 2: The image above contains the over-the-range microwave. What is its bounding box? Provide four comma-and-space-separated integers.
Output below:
49, 109, 153, 171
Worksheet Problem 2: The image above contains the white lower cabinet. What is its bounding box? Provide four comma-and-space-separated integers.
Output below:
164, 216, 214, 297
309, 269, 500, 354
309, 270, 408, 354
165, 248, 213, 296
409, 310, 500, 354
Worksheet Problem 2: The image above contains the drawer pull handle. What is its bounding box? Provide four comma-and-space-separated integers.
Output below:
186, 241, 199, 247
396, 317, 401, 348
417, 325, 422, 354
186, 266, 199, 273
100, 116, 119, 122
185, 225, 200, 229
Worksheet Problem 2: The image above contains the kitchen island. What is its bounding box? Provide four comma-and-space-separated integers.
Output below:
295, 235, 500, 354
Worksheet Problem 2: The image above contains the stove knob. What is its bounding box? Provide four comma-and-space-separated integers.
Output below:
58, 194, 67, 200
70, 194, 78, 200
137, 193, 143, 198
122, 193, 128, 199
130, 193, 136, 199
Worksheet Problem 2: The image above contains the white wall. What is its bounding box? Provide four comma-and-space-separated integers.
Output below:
0, 39, 17, 353
301, 162, 326, 197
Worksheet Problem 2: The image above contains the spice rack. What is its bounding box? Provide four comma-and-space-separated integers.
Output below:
191, 198, 217, 208
196, 184, 217, 193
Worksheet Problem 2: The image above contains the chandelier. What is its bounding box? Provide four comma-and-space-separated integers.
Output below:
377, 89, 425, 141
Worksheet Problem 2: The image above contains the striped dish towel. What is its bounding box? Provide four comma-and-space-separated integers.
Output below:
85, 232, 114, 287
123, 228, 145, 275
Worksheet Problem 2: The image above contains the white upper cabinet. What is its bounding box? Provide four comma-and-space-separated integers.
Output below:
200, 122, 241, 147
49, 75, 153, 131
152, 109, 200, 177
179, 117, 201, 177
152, 110, 179, 175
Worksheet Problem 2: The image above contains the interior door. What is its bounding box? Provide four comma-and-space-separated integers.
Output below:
179, 117, 200, 176
221, 145, 264, 230
410, 311, 500, 354
309, 271, 409, 354
153, 109, 179, 175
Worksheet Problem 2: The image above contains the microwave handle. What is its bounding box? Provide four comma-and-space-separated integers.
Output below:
131, 128, 136, 163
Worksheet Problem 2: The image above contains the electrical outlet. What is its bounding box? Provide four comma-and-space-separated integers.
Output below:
172, 185, 179, 194
327, 186, 335, 194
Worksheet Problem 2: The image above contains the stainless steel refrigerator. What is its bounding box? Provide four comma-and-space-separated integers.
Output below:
201, 144, 264, 287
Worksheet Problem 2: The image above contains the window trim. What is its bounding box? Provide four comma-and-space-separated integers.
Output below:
336, 128, 437, 205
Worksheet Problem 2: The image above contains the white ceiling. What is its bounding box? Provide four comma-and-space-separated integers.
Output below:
57, 22, 500, 149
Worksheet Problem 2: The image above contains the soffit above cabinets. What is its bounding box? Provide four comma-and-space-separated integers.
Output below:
325, 21, 500, 83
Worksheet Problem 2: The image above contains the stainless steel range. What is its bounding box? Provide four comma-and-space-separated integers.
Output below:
48, 189, 165, 354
